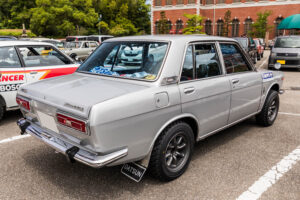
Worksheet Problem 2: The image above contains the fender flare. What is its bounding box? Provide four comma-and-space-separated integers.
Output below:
148, 113, 199, 155
260, 81, 280, 110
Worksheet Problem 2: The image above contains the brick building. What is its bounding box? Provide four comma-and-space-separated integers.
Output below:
151, 0, 300, 39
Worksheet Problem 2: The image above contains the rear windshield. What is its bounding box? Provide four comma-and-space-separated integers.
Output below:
77, 41, 169, 81
274, 37, 300, 48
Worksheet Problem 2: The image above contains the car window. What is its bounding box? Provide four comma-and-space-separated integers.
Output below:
195, 44, 222, 79
181, 45, 193, 81
18, 46, 72, 67
89, 42, 98, 48
220, 43, 252, 74
0, 47, 21, 68
78, 42, 168, 81
83, 42, 89, 48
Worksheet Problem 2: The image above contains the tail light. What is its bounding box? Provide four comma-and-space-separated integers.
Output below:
56, 113, 86, 133
16, 97, 30, 111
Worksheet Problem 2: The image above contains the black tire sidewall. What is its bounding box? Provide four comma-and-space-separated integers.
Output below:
265, 91, 279, 125
0, 106, 4, 121
157, 122, 194, 180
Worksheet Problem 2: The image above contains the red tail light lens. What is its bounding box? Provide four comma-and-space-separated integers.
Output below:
56, 113, 86, 133
16, 97, 30, 111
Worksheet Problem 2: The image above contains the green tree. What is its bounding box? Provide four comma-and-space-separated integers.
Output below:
157, 11, 169, 34
223, 10, 231, 37
0, 0, 36, 28
182, 13, 204, 35
95, 0, 150, 36
251, 10, 273, 38
30, 0, 98, 37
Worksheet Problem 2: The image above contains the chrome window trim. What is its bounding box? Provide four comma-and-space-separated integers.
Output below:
218, 41, 256, 76
179, 41, 226, 84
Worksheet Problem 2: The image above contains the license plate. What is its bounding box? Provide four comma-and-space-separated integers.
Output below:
36, 111, 59, 133
128, 58, 133, 62
121, 163, 146, 182
277, 60, 285, 65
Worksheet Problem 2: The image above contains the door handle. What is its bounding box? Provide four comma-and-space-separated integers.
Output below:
184, 87, 195, 94
30, 71, 38, 75
232, 79, 240, 84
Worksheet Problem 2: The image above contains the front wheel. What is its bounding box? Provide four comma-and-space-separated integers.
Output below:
256, 90, 279, 127
149, 121, 194, 181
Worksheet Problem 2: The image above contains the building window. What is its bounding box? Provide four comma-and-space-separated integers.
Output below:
155, 0, 162, 6
217, 19, 224, 36
233, 0, 241, 2
206, 0, 214, 4
275, 17, 284, 36
205, 20, 212, 35
167, 20, 172, 33
188, 0, 195, 3
217, 0, 225, 4
155, 21, 159, 34
232, 19, 239, 37
176, 20, 184, 34
245, 0, 253, 2
244, 18, 252, 36
166, 0, 172, 5
177, 0, 184, 4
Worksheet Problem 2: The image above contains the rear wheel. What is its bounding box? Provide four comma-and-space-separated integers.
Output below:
149, 121, 194, 181
256, 90, 279, 127
257, 53, 261, 61
253, 54, 257, 64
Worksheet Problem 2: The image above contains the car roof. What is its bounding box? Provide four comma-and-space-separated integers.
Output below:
106, 35, 236, 43
0, 40, 56, 47
277, 35, 300, 38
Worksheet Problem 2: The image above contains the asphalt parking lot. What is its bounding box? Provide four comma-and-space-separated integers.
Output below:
0, 50, 299, 200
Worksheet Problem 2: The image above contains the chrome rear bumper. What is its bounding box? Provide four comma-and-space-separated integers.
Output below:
18, 119, 128, 168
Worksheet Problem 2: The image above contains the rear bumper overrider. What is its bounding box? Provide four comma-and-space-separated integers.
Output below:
17, 118, 128, 168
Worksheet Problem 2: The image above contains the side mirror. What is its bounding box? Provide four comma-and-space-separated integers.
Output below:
274, 62, 281, 70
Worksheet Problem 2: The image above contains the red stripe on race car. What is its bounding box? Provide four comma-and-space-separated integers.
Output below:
40, 67, 78, 79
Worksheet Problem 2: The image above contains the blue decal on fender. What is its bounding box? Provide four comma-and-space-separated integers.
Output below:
263, 72, 273, 79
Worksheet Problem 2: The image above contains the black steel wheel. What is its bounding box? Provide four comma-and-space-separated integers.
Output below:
149, 121, 194, 181
256, 90, 279, 127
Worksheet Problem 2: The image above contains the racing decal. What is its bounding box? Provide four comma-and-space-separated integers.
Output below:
0, 83, 21, 92
0, 74, 24, 82
0, 66, 78, 82
262, 72, 273, 80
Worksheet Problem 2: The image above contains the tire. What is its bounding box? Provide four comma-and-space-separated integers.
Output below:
70, 53, 77, 60
0, 105, 4, 122
257, 53, 261, 61
256, 90, 279, 127
149, 121, 195, 182
261, 52, 264, 58
253, 54, 257, 64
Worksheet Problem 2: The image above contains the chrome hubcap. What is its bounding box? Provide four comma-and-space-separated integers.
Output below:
165, 132, 189, 171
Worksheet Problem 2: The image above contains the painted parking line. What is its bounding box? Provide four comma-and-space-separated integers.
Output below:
279, 112, 300, 117
0, 135, 30, 144
236, 146, 300, 200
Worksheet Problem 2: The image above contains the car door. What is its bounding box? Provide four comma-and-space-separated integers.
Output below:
0, 46, 26, 108
219, 42, 262, 124
179, 43, 231, 137
17, 45, 78, 84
